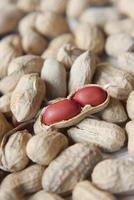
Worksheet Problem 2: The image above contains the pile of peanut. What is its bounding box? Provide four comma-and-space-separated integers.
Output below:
0, 0, 134, 199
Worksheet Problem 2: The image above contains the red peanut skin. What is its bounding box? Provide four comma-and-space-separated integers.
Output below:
42, 99, 81, 125
72, 86, 107, 107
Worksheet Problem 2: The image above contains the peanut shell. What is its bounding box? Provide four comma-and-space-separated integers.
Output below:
17, 0, 40, 12
35, 11, 70, 38
42, 33, 74, 59
18, 12, 38, 35
127, 91, 134, 120
118, 52, 134, 76
22, 29, 48, 55
99, 98, 128, 123
104, 19, 134, 36
0, 130, 32, 172
68, 118, 126, 152
8, 54, 43, 75
26, 131, 68, 166
94, 63, 134, 100
40, 0, 68, 14
41, 59, 67, 100
105, 33, 134, 57
126, 121, 134, 160
42, 143, 102, 195
57, 44, 84, 70
80, 7, 120, 27
29, 190, 64, 200
73, 181, 117, 200
68, 51, 97, 93
92, 159, 134, 195
0, 93, 12, 116
0, 164, 45, 196
0, 34, 23, 78
34, 84, 110, 133
0, 4, 24, 35
74, 23, 105, 53
10, 73, 46, 122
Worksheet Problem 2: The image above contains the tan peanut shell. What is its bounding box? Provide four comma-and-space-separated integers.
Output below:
22, 29, 48, 55
0, 93, 12, 116
18, 12, 38, 35
0, 34, 23, 78
35, 11, 70, 38
105, 33, 134, 57
126, 121, 134, 160
10, 73, 46, 122
0, 129, 31, 172
66, 0, 91, 19
99, 98, 128, 123
68, 118, 126, 152
0, 4, 24, 35
42, 143, 102, 195
41, 59, 67, 100
0, 113, 12, 144
0, 190, 25, 200
57, 44, 83, 70
68, 51, 97, 92
40, 0, 68, 14
104, 19, 134, 36
74, 23, 105, 53
73, 181, 117, 200
92, 159, 134, 195
17, 0, 40, 12
127, 91, 134, 120
26, 131, 68, 166
8, 55, 43, 75
80, 7, 120, 27
117, 0, 134, 19
29, 190, 64, 200
0, 58, 43, 95
118, 52, 134, 76
94, 63, 134, 100
0, 164, 45, 196
42, 33, 74, 59
34, 84, 110, 133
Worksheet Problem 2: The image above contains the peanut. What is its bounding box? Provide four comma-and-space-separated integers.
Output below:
10, 73, 46, 122
73, 181, 117, 200
41, 59, 67, 100
92, 159, 134, 195
26, 131, 68, 165
68, 118, 126, 152
42, 143, 102, 194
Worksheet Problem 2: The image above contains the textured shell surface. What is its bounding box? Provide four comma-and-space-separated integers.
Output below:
10, 73, 46, 122
73, 180, 117, 200
0, 164, 45, 195
68, 118, 126, 152
92, 159, 134, 195
68, 51, 97, 93
26, 131, 68, 166
41, 59, 67, 100
42, 143, 102, 194
93, 63, 134, 100
0, 130, 32, 172
8, 55, 44, 75
99, 98, 128, 123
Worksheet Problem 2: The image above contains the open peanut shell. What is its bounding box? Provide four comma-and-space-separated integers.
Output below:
34, 84, 110, 133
